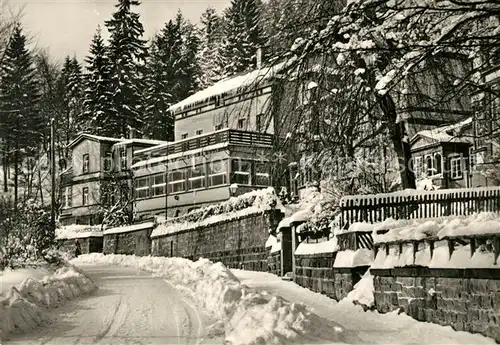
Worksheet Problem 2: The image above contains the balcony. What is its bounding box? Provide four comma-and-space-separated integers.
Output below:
135, 129, 274, 161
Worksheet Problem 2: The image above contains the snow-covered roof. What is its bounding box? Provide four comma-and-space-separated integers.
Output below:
169, 63, 285, 114
103, 221, 155, 235
131, 142, 229, 169
411, 117, 473, 145
112, 139, 168, 147
67, 133, 123, 148
68, 133, 167, 150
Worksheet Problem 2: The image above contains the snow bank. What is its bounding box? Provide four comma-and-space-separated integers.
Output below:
55, 224, 103, 240
295, 237, 338, 255
341, 271, 374, 308
72, 254, 343, 345
152, 187, 283, 238
334, 249, 373, 268
0, 266, 96, 339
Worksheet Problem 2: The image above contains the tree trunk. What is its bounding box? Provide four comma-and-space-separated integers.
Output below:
14, 147, 18, 210
378, 94, 416, 190
2, 151, 7, 193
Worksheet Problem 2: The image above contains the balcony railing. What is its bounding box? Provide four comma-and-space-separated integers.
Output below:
135, 129, 274, 161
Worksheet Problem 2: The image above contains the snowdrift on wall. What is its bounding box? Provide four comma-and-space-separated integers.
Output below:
0, 266, 97, 340
72, 253, 344, 345
152, 187, 284, 238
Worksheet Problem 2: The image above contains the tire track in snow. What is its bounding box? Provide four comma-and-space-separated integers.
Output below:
92, 296, 128, 343
164, 280, 203, 345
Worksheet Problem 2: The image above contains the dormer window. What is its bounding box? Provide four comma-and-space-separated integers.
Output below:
196, 129, 203, 136
83, 154, 89, 173
181, 133, 188, 140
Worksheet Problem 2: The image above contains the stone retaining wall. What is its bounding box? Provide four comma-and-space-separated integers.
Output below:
58, 237, 103, 255
294, 252, 369, 300
268, 250, 281, 276
103, 229, 152, 256
372, 267, 500, 342
151, 211, 282, 271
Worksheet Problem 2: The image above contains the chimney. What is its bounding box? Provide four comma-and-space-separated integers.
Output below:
256, 47, 262, 69
129, 128, 136, 139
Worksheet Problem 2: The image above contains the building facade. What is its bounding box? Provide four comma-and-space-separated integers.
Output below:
410, 118, 474, 189
59, 134, 166, 226
131, 67, 280, 219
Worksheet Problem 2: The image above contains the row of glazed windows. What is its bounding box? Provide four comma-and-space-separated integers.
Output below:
134, 159, 271, 199
82, 149, 127, 174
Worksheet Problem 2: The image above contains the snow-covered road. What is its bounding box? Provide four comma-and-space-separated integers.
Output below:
5, 265, 212, 345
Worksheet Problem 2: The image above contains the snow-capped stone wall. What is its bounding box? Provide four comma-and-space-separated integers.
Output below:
151, 210, 283, 271
103, 222, 154, 256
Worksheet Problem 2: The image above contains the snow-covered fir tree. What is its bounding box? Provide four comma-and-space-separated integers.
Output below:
58, 56, 84, 151
105, 0, 147, 138
261, 0, 342, 57
0, 24, 41, 204
142, 23, 179, 141
219, 0, 267, 77
176, 12, 201, 97
197, 7, 224, 88
83, 26, 114, 136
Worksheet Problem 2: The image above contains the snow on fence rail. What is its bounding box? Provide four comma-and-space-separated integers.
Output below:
339, 187, 500, 229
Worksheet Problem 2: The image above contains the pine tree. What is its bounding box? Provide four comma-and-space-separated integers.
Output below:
176, 12, 201, 97
105, 0, 147, 138
219, 0, 267, 77
142, 28, 177, 141
198, 7, 224, 88
83, 26, 114, 136
0, 24, 41, 204
57, 56, 83, 153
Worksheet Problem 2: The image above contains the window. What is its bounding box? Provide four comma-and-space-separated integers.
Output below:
120, 149, 127, 170
469, 147, 477, 171
413, 156, 423, 178
256, 114, 263, 132
195, 129, 203, 136
83, 154, 89, 173
152, 173, 165, 196
188, 165, 206, 190
181, 133, 188, 140
434, 153, 442, 174
231, 159, 251, 185
64, 186, 72, 208
135, 177, 149, 199
450, 156, 463, 179
104, 151, 112, 172
254, 161, 270, 186
214, 124, 223, 131
168, 169, 186, 194
82, 187, 89, 206
237, 118, 246, 130
208, 160, 227, 187
425, 155, 433, 176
